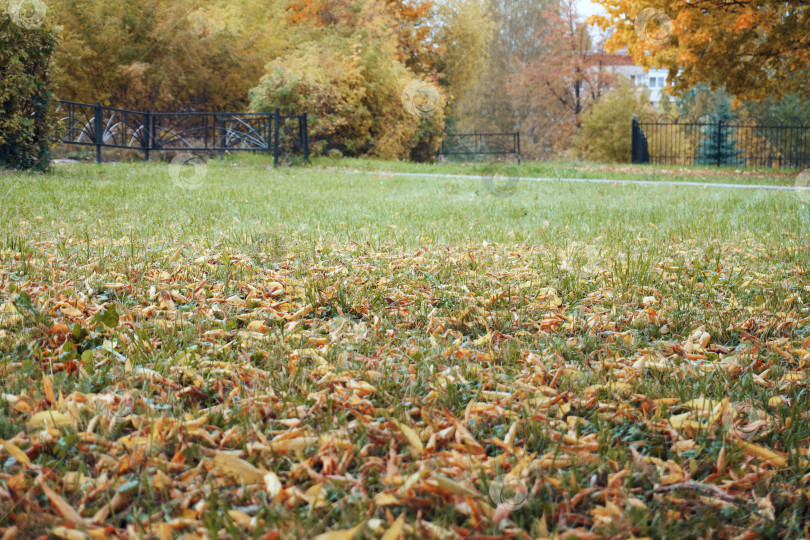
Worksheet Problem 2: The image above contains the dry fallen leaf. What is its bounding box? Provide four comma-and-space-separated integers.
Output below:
392, 419, 424, 455
432, 473, 479, 497
40, 482, 87, 525
381, 513, 405, 540
61, 306, 83, 318
312, 521, 365, 540
42, 374, 56, 405
264, 471, 282, 496
0, 439, 30, 466
29, 410, 72, 429
50, 527, 90, 540
740, 441, 787, 467
213, 452, 265, 484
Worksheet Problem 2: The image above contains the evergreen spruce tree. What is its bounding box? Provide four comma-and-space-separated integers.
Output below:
696, 98, 743, 166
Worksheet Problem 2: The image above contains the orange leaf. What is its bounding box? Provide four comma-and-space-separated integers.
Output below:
40, 483, 86, 525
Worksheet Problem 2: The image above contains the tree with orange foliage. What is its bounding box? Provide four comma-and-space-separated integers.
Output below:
590, 0, 810, 102
287, 0, 438, 74
509, 0, 617, 156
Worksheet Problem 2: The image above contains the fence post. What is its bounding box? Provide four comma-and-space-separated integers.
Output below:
716, 119, 722, 167
94, 102, 102, 164
273, 108, 280, 168
266, 112, 273, 155
631, 115, 650, 164
143, 110, 150, 161
303, 112, 309, 162
219, 115, 225, 160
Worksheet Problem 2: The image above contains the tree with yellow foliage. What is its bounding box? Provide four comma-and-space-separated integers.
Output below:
50, 0, 280, 111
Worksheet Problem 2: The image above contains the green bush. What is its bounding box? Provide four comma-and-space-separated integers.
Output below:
249, 28, 444, 162
0, 5, 60, 170
577, 80, 654, 163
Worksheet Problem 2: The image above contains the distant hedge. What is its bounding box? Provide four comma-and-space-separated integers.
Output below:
0, 6, 59, 170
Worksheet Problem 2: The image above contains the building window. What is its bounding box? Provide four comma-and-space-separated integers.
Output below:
648, 77, 657, 88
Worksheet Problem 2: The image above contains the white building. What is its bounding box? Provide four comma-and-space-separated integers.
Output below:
591, 53, 672, 106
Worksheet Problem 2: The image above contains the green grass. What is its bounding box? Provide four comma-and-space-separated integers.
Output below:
312, 156, 805, 187
1, 157, 809, 539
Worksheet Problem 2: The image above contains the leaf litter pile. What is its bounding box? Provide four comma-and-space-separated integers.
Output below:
1, 230, 810, 539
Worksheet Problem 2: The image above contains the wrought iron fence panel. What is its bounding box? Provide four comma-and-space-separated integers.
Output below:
54, 101, 309, 165
632, 114, 810, 169
55, 101, 100, 147
439, 132, 521, 162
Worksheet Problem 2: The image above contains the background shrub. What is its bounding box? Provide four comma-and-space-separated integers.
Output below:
576, 80, 654, 163
248, 1, 445, 161
0, 7, 60, 170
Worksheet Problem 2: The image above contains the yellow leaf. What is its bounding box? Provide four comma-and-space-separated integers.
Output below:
264, 472, 282, 496
213, 452, 265, 484
398, 469, 430, 495
182, 414, 209, 432
393, 420, 424, 455
85, 529, 108, 540
61, 306, 83, 318
227, 510, 252, 528
0, 302, 22, 327
313, 522, 365, 540
0, 439, 30, 466
267, 281, 284, 295
29, 410, 72, 429
381, 513, 405, 540
117, 434, 152, 450
432, 474, 479, 497
347, 380, 376, 397
768, 396, 785, 407
50, 527, 90, 540
270, 436, 319, 453
420, 521, 454, 539
374, 492, 400, 506
247, 320, 267, 332
472, 333, 491, 346
740, 441, 787, 467
682, 397, 719, 414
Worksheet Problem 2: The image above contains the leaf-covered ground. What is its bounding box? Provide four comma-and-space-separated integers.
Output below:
1, 160, 809, 539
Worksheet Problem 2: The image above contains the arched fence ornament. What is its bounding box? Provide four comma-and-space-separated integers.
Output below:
632, 113, 810, 168
54, 101, 309, 165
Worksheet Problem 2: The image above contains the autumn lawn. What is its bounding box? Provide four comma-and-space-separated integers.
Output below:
1, 160, 810, 539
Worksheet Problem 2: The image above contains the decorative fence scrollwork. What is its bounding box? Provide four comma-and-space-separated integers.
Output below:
631, 113, 810, 169
54, 101, 309, 165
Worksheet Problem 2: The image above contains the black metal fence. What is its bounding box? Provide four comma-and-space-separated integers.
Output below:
632, 114, 810, 168
55, 101, 309, 165
439, 132, 521, 162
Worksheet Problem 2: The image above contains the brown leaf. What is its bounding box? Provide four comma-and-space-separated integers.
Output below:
40, 482, 86, 525
61, 306, 83, 318
43, 374, 56, 405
